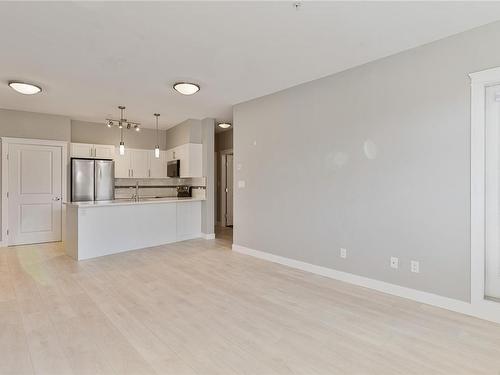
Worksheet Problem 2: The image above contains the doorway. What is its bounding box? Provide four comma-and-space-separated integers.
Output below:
221, 153, 233, 227
2, 138, 67, 246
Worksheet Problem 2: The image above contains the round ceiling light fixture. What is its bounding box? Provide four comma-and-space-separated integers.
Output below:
173, 82, 200, 95
218, 122, 231, 129
8, 81, 42, 95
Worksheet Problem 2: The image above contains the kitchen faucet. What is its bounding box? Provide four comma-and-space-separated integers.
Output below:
131, 181, 140, 202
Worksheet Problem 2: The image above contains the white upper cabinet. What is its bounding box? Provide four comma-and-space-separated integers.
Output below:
130, 149, 149, 179
149, 150, 166, 178
70, 143, 115, 159
94, 144, 115, 159
172, 143, 202, 178
70, 143, 94, 158
109, 144, 202, 179
114, 148, 131, 178
114, 148, 164, 179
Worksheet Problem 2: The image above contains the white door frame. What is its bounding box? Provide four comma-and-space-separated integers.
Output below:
220, 149, 233, 227
1, 137, 68, 247
470, 67, 500, 320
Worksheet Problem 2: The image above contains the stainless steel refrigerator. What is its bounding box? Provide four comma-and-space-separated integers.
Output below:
71, 158, 115, 202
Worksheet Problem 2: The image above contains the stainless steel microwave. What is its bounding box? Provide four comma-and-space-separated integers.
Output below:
167, 159, 180, 177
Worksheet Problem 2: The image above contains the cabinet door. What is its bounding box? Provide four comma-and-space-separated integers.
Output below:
165, 148, 176, 162
94, 144, 115, 159
114, 148, 131, 178
149, 150, 166, 178
70, 143, 94, 158
130, 149, 149, 178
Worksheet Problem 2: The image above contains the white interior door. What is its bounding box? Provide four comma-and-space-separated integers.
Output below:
486, 84, 500, 300
225, 154, 233, 226
8, 143, 62, 245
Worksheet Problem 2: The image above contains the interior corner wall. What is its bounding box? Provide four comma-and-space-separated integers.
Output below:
233, 21, 500, 303
165, 119, 202, 149
201, 118, 215, 235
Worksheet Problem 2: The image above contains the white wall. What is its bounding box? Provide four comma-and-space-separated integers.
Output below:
233, 21, 500, 302
71, 120, 167, 150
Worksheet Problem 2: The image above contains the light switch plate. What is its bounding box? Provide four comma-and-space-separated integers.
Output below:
340, 248, 347, 259
238, 180, 246, 188
411, 260, 420, 273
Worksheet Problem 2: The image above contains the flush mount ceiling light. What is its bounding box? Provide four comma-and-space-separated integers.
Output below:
173, 82, 200, 95
218, 122, 231, 129
8, 81, 42, 95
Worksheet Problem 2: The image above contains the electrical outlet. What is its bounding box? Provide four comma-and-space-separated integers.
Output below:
340, 248, 347, 259
390, 257, 399, 269
411, 260, 420, 273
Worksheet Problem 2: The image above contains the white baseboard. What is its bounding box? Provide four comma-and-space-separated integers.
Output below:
203, 233, 216, 240
232, 244, 500, 324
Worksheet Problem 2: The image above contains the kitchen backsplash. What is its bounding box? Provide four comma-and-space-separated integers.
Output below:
115, 177, 206, 187
114, 177, 206, 199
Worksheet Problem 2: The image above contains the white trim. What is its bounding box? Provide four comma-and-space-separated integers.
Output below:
233, 244, 500, 324
220, 149, 233, 227
1, 137, 68, 247
203, 233, 215, 240
469, 67, 500, 320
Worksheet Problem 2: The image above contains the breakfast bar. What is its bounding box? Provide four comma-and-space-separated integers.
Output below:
65, 197, 204, 260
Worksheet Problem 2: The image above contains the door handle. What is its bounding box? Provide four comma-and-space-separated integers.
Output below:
53, 197, 61, 201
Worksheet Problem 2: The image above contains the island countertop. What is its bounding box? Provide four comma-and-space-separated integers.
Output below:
64, 196, 205, 208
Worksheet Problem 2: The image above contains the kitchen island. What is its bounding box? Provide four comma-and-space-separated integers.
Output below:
65, 197, 205, 260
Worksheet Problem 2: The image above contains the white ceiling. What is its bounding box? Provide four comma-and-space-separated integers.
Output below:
1, 1, 500, 129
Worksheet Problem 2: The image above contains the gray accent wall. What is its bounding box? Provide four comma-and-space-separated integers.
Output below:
71, 120, 167, 150
233, 21, 500, 302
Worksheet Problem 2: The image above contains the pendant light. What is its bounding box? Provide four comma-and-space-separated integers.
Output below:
154, 113, 160, 158
119, 106, 125, 155
119, 128, 125, 155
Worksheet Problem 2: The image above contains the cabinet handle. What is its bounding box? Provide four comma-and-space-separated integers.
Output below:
131, 169, 134, 177
148, 169, 151, 177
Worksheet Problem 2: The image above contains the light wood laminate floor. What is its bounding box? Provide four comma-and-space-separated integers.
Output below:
2, 237, 500, 375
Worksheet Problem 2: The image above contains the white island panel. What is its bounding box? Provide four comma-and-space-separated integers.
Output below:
66, 199, 202, 260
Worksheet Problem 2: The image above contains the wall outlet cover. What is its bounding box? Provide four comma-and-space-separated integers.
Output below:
238, 180, 246, 188
390, 257, 399, 269
340, 248, 347, 258
411, 260, 420, 273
